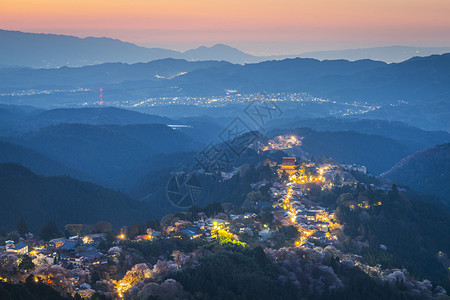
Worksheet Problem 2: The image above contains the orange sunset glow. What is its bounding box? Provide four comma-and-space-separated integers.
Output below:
1, 0, 450, 53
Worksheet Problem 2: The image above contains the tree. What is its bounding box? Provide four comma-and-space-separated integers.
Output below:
259, 209, 274, 227
17, 255, 34, 273
0, 253, 18, 273
0, 227, 6, 238
97, 239, 108, 251
145, 220, 161, 231
90, 272, 101, 284
204, 202, 224, 217
337, 193, 353, 204
161, 214, 176, 227
39, 221, 62, 241
246, 190, 265, 203
25, 274, 36, 285
388, 184, 399, 201
282, 225, 299, 241
5, 231, 20, 243
104, 230, 116, 248
172, 231, 190, 241
93, 221, 112, 233
129, 223, 144, 238
64, 224, 83, 236
334, 175, 342, 186
17, 218, 29, 237
252, 246, 270, 267
217, 230, 247, 247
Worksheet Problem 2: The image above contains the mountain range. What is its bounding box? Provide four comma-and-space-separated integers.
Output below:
3, 53, 448, 107
0, 30, 260, 67
1, 43, 450, 131
300, 46, 450, 63
1, 29, 450, 68
0, 140, 92, 181
382, 143, 450, 204
267, 117, 450, 152
2, 122, 200, 185
0, 103, 449, 232
0, 163, 156, 231
1, 105, 449, 182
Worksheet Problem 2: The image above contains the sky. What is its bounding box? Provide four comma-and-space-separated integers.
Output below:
1, 0, 450, 55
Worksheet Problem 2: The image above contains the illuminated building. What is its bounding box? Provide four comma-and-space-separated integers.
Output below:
279, 157, 297, 175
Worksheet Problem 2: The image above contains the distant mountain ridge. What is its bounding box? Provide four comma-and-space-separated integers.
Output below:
1, 53, 450, 131
2, 122, 201, 186
0, 29, 260, 67
299, 46, 450, 63
382, 143, 450, 204
1, 29, 450, 68
0, 58, 233, 90
183, 44, 258, 62
7, 53, 448, 106
18, 107, 174, 130
0, 140, 92, 180
0, 163, 155, 231
0, 29, 180, 68
267, 117, 450, 152
0, 106, 178, 133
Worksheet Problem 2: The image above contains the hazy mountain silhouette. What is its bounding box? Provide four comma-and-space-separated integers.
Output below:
2, 29, 450, 68
382, 143, 450, 203
0, 29, 183, 68
4, 53, 448, 104
4, 123, 201, 185
0, 163, 155, 231
0, 104, 42, 122
183, 44, 259, 62
16, 107, 174, 131
1, 51, 450, 131
299, 46, 450, 63
167, 54, 450, 105
0, 30, 260, 67
0, 140, 92, 180
267, 118, 450, 152
0, 58, 232, 89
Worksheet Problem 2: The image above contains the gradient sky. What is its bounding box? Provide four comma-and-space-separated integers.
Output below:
1, 0, 450, 54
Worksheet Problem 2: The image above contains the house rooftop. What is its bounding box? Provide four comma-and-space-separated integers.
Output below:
50, 237, 68, 243
180, 227, 202, 238
15, 242, 28, 250
281, 157, 296, 166
85, 233, 105, 238
60, 241, 78, 251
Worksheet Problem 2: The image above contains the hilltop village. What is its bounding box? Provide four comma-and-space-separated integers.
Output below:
0, 136, 445, 299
